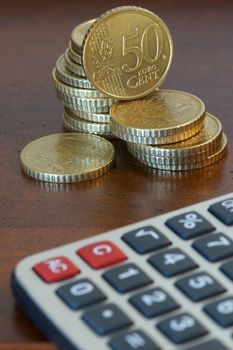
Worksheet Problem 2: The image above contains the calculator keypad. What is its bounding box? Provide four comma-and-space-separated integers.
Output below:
204, 296, 233, 327
122, 226, 171, 254
103, 263, 153, 293
185, 339, 229, 350
129, 287, 180, 318
175, 272, 226, 302
33, 256, 80, 283
157, 312, 208, 344
148, 248, 198, 277
209, 198, 233, 225
192, 233, 233, 262
56, 279, 107, 310
165, 211, 215, 239
109, 329, 159, 350
82, 303, 133, 335
77, 241, 127, 269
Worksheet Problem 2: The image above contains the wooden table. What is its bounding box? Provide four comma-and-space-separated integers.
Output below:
1, 0, 233, 348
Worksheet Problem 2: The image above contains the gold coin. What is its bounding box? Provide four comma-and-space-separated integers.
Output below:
111, 89, 205, 144
83, 6, 173, 100
63, 109, 111, 135
68, 41, 82, 64
129, 133, 227, 171
128, 113, 222, 157
56, 90, 111, 113
20, 133, 115, 183
71, 19, 96, 54
52, 69, 107, 98
55, 54, 93, 89
65, 107, 110, 123
64, 50, 86, 77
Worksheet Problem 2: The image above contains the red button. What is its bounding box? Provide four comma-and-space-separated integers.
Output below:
33, 256, 80, 283
77, 241, 127, 269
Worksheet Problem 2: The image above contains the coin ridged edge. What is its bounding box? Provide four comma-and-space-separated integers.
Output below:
68, 42, 83, 64
63, 111, 111, 133
64, 49, 86, 77
65, 107, 110, 123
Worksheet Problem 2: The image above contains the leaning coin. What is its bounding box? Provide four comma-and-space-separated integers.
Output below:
52, 69, 107, 98
110, 89, 205, 144
20, 133, 115, 183
71, 19, 96, 54
65, 107, 110, 123
64, 50, 86, 77
128, 113, 222, 158
55, 54, 93, 89
83, 6, 173, 100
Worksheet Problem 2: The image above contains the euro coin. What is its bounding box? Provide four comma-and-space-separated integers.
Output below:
52, 69, 107, 98
55, 54, 93, 89
64, 50, 86, 77
111, 89, 205, 144
128, 113, 222, 158
65, 107, 110, 123
20, 133, 115, 183
68, 41, 82, 64
128, 133, 227, 171
71, 19, 96, 54
63, 109, 111, 135
83, 6, 173, 100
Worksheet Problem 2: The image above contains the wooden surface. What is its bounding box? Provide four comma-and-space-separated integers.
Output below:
1, 0, 233, 348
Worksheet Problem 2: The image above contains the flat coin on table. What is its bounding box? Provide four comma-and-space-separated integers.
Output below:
128, 113, 222, 158
71, 18, 96, 54
83, 6, 173, 100
20, 133, 115, 183
110, 89, 205, 144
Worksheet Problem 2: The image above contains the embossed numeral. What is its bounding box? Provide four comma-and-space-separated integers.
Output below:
122, 24, 163, 73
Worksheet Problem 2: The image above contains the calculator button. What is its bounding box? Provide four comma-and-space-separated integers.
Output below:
109, 329, 159, 350
175, 272, 225, 301
220, 260, 233, 281
204, 296, 233, 327
148, 248, 198, 277
103, 263, 152, 293
129, 287, 180, 318
165, 211, 215, 239
33, 256, 79, 283
157, 312, 208, 344
82, 303, 132, 335
192, 233, 233, 262
122, 226, 171, 254
56, 279, 106, 310
185, 339, 229, 350
209, 198, 233, 225
77, 241, 127, 269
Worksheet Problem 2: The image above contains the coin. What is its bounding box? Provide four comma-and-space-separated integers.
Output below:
64, 50, 86, 77
71, 19, 96, 54
52, 69, 107, 98
63, 109, 111, 135
83, 6, 173, 100
128, 113, 222, 158
20, 133, 115, 183
110, 89, 205, 144
68, 41, 82, 64
55, 54, 93, 89
65, 107, 110, 123
128, 133, 227, 171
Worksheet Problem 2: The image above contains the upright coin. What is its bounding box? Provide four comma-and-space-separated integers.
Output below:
83, 6, 173, 100
71, 19, 96, 54
20, 133, 115, 183
111, 89, 205, 144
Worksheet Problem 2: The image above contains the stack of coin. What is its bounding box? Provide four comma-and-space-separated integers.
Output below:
110, 89, 227, 170
52, 19, 115, 139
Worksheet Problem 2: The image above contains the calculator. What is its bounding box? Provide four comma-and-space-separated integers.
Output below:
11, 193, 233, 350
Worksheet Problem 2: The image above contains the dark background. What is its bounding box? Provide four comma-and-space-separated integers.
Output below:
1, 0, 233, 348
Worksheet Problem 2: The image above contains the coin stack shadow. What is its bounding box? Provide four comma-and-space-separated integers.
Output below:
52, 20, 116, 140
